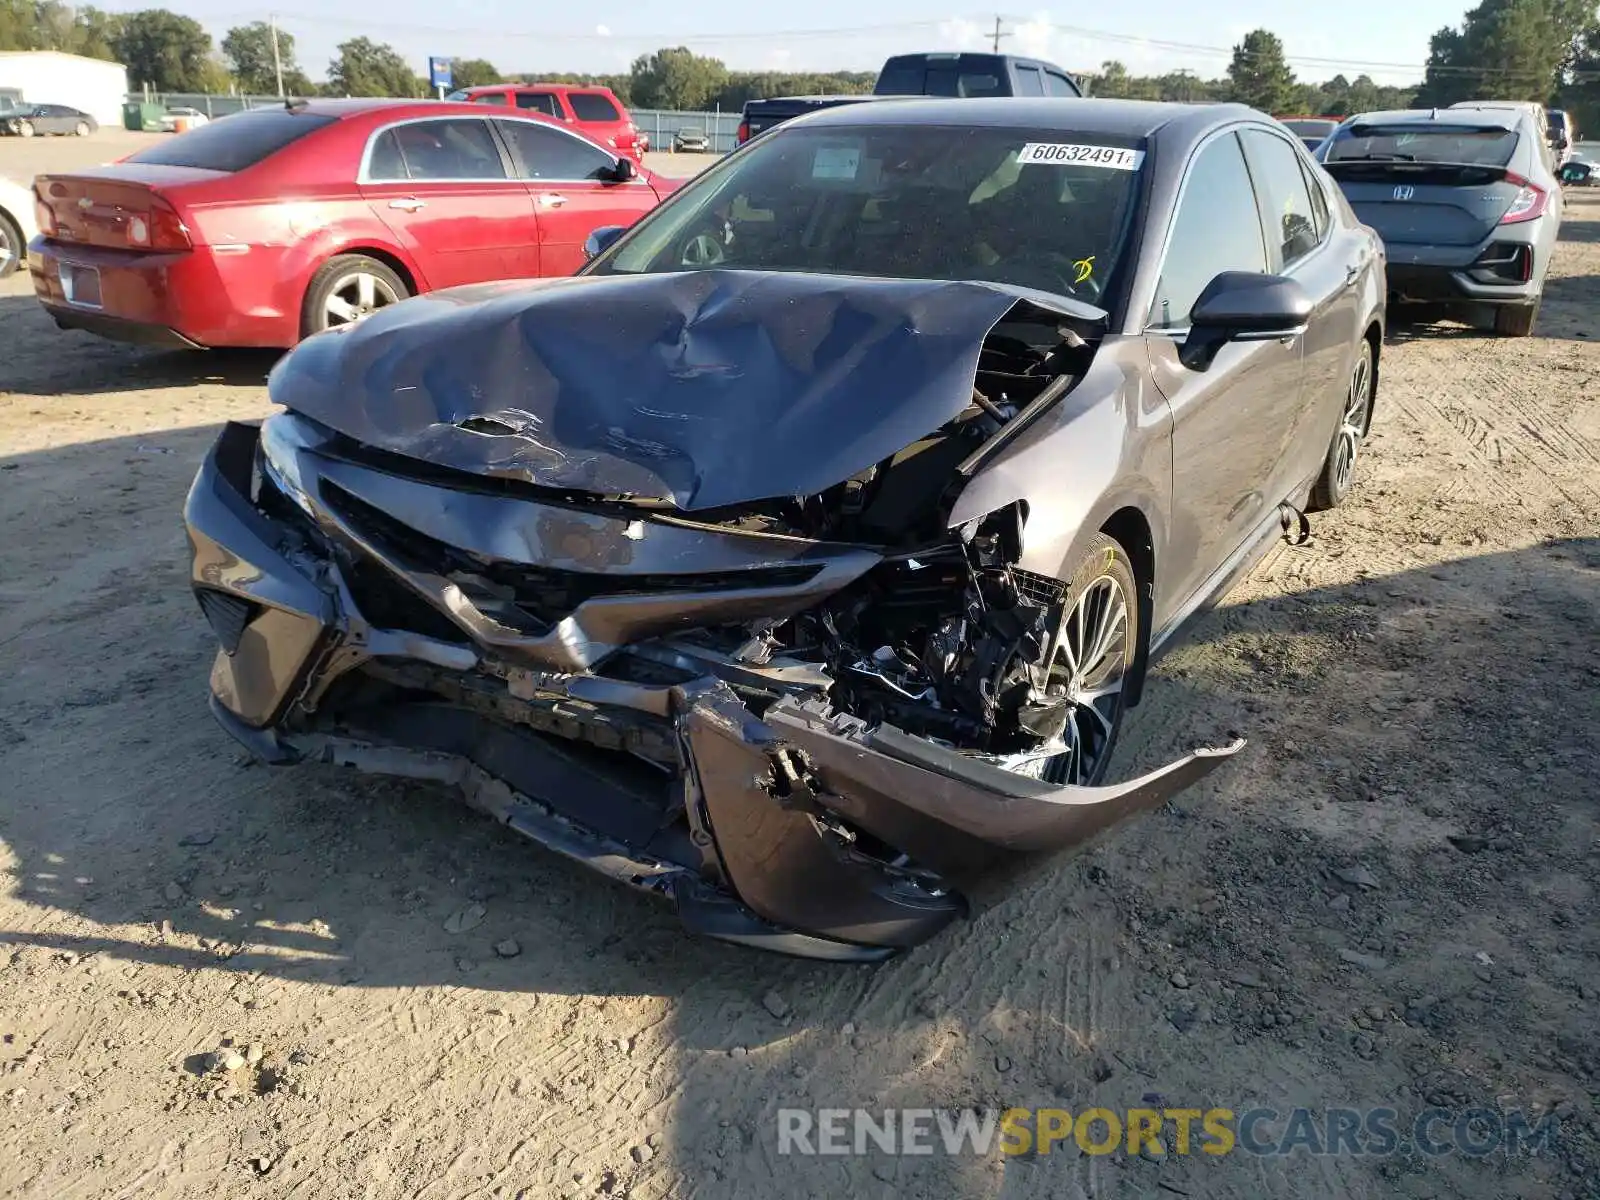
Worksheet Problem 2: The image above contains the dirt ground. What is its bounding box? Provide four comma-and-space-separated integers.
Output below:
0, 133, 1597, 1200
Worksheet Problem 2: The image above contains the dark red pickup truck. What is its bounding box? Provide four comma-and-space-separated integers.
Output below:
737, 52, 1084, 145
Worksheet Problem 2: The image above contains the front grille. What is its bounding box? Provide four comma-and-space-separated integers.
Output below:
195, 588, 254, 654
320, 482, 823, 634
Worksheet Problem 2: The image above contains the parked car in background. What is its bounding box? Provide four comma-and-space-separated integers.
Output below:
737, 51, 1084, 145
182, 97, 1384, 958
1276, 115, 1339, 152
158, 106, 210, 132
672, 128, 710, 153
2, 103, 95, 137
1318, 107, 1561, 336
29, 99, 675, 349
0, 175, 40, 276
445, 83, 646, 163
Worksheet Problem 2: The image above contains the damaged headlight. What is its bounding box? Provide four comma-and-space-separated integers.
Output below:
258, 411, 328, 518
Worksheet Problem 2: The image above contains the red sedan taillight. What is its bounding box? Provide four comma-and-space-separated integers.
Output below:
125, 195, 191, 251
736, 120, 749, 145
1499, 172, 1548, 224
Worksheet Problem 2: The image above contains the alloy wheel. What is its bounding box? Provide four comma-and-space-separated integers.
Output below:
17, 121, 33, 137
322, 270, 400, 329
1008, 574, 1131, 786
0, 223, 15, 276
1333, 345, 1373, 495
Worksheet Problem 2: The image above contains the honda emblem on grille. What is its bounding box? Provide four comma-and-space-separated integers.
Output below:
1392, 185, 1415, 200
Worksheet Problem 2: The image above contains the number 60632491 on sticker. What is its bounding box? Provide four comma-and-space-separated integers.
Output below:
1016, 143, 1146, 170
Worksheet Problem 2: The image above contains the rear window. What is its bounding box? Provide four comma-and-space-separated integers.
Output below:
568, 93, 621, 122
878, 55, 1007, 97
126, 109, 335, 172
1325, 124, 1518, 168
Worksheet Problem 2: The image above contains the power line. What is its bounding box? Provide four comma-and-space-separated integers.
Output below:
228, 10, 1589, 80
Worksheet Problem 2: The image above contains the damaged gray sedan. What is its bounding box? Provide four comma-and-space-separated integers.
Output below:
185, 98, 1385, 960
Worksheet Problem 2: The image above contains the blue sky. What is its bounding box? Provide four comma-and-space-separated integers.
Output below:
106, 2, 1471, 86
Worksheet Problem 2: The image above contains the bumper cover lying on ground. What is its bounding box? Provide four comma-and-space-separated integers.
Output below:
186, 419, 1240, 960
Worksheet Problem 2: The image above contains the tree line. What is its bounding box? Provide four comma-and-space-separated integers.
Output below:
1, 0, 1597, 130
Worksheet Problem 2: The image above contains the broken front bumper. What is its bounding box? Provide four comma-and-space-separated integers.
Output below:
184, 420, 1242, 960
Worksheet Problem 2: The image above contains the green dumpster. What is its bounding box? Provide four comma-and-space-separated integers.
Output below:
122, 101, 164, 132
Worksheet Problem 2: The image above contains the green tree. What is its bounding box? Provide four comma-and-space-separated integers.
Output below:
328, 36, 416, 97
113, 8, 217, 91
449, 57, 501, 88
1227, 29, 1297, 113
1417, 0, 1593, 105
222, 21, 300, 95
628, 46, 728, 110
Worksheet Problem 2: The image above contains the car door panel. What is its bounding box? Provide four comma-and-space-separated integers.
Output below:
359, 118, 541, 287
1238, 127, 1361, 503
495, 118, 658, 276
1143, 129, 1306, 619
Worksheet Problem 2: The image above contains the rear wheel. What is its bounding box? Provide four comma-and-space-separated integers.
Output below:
74, 121, 90, 137
1493, 300, 1539, 337
301, 255, 409, 339
0, 210, 23, 277
1001, 533, 1140, 787
1309, 337, 1374, 512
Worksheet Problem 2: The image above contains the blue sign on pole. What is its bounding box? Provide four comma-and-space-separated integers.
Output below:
428, 57, 453, 90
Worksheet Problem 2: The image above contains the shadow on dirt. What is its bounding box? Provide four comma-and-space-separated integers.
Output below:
1, 425, 1595, 1198
0, 294, 280, 396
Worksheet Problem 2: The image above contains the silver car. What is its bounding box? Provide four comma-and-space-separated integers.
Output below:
183, 98, 1386, 959
1320, 107, 1562, 336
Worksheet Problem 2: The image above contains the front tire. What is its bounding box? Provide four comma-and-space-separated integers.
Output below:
1493, 300, 1539, 337
16, 121, 33, 138
1003, 533, 1140, 787
1309, 336, 1374, 512
0, 210, 23, 277
300, 254, 409, 339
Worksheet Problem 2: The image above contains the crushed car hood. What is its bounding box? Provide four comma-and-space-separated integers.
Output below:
268, 269, 1100, 511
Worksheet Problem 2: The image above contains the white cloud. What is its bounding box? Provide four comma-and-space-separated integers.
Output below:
765, 48, 793, 68
595, 23, 612, 37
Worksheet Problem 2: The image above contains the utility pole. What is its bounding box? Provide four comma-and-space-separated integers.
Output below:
269, 14, 284, 98
990, 15, 1011, 53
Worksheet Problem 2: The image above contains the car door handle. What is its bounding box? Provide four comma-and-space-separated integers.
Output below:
538, 193, 567, 208
1345, 263, 1360, 283
387, 198, 426, 212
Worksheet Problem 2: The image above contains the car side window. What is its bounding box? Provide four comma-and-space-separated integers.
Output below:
1148, 133, 1267, 329
1242, 128, 1320, 269
1299, 159, 1331, 240
1015, 67, 1045, 96
389, 119, 506, 181
367, 130, 407, 181
515, 92, 562, 117
1044, 71, 1078, 97
496, 120, 615, 180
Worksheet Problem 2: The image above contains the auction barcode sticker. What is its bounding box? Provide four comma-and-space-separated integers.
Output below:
1016, 143, 1145, 170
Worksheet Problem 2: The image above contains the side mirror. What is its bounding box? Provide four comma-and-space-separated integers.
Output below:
606, 157, 636, 183
1181, 271, 1312, 371
583, 225, 627, 260
1559, 161, 1592, 185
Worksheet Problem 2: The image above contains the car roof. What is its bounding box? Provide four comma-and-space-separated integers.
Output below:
285, 98, 560, 121
1343, 107, 1520, 131
795, 96, 1263, 139
459, 82, 614, 94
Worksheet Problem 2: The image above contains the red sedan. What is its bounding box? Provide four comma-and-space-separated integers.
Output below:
29, 99, 679, 349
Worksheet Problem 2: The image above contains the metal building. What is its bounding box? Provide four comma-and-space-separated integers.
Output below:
0, 51, 130, 128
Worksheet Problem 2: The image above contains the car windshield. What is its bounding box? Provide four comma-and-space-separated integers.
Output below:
591, 124, 1144, 305
1326, 123, 1518, 167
